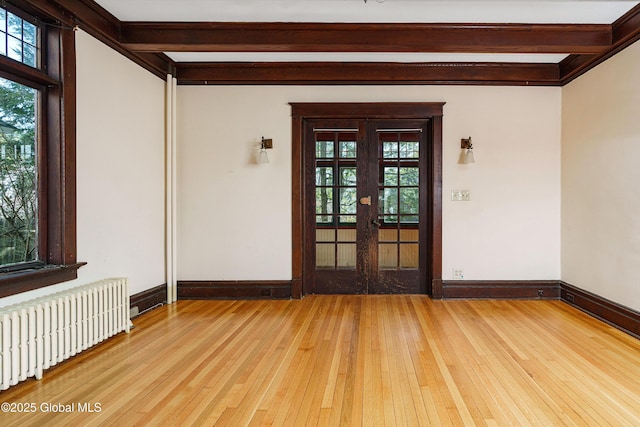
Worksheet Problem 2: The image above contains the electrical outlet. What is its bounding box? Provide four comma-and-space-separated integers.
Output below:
451, 190, 470, 201
453, 268, 464, 279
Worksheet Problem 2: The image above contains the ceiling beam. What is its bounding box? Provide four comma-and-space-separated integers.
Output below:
49, 0, 121, 42
560, 3, 640, 84
18, 0, 640, 86
22, 0, 174, 79
121, 22, 611, 54
176, 62, 560, 86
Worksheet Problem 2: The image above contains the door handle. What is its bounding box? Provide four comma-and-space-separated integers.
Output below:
371, 219, 381, 227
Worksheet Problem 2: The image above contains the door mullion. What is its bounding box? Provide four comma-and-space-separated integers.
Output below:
356, 120, 371, 294
365, 120, 381, 290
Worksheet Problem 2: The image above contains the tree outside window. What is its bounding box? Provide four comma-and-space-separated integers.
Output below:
0, 77, 37, 267
0, 3, 79, 296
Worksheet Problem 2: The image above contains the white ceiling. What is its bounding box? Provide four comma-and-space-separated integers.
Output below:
94, 0, 640, 63
95, 0, 638, 24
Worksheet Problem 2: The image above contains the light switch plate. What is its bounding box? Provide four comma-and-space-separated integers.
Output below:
451, 190, 470, 201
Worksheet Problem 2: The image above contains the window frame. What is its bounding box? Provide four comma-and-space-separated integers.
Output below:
0, 3, 81, 298
313, 131, 360, 228
377, 137, 421, 228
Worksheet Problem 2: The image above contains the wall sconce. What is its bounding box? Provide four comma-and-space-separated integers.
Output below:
458, 137, 475, 164
259, 137, 273, 164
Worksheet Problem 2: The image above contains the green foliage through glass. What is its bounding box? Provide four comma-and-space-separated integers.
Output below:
0, 77, 38, 267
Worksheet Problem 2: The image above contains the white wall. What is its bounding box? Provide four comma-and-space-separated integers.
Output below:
177, 85, 561, 282
74, 31, 166, 296
562, 40, 640, 310
0, 36, 566, 306
0, 31, 166, 308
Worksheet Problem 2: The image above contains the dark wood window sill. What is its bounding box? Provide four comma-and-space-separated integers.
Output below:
0, 263, 86, 299
0, 5, 79, 302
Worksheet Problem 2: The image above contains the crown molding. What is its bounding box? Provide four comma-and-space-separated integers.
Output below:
120, 22, 610, 54
17, 0, 173, 78
15, 0, 640, 85
176, 61, 560, 86
560, 3, 640, 84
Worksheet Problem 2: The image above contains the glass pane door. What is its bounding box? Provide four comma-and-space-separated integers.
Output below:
367, 123, 425, 294
378, 132, 420, 270
305, 119, 428, 294
315, 132, 358, 270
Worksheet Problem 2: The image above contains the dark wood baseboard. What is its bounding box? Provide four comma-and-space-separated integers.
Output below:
291, 278, 303, 299
560, 282, 640, 340
130, 284, 167, 317
442, 280, 560, 299
169, 278, 640, 341
431, 279, 443, 299
440, 279, 640, 339
178, 280, 293, 300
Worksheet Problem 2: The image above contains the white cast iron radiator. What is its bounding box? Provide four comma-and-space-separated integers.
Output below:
0, 278, 130, 390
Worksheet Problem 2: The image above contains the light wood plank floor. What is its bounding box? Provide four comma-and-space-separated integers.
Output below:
1, 296, 640, 426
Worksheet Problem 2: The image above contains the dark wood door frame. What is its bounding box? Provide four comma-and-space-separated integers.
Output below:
291, 103, 444, 298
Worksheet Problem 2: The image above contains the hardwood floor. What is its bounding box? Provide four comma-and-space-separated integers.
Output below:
1, 296, 640, 426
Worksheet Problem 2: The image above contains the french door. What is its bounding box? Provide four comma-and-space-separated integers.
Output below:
304, 119, 430, 294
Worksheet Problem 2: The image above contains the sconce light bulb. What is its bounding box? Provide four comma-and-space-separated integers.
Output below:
259, 148, 270, 164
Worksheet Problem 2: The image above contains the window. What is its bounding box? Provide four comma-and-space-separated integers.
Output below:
0, 4, 79, 297
379, 136, 420, 225
0, 77, 38, 268
315, 134, 358, 226
0, 8, 39, 68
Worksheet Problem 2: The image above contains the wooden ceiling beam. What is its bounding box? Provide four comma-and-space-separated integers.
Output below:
176, 62, 560, 86
18, 0, 640, 86
120, 22, 610, 54
21, 0, 173, 79
560, 3, 640, 84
